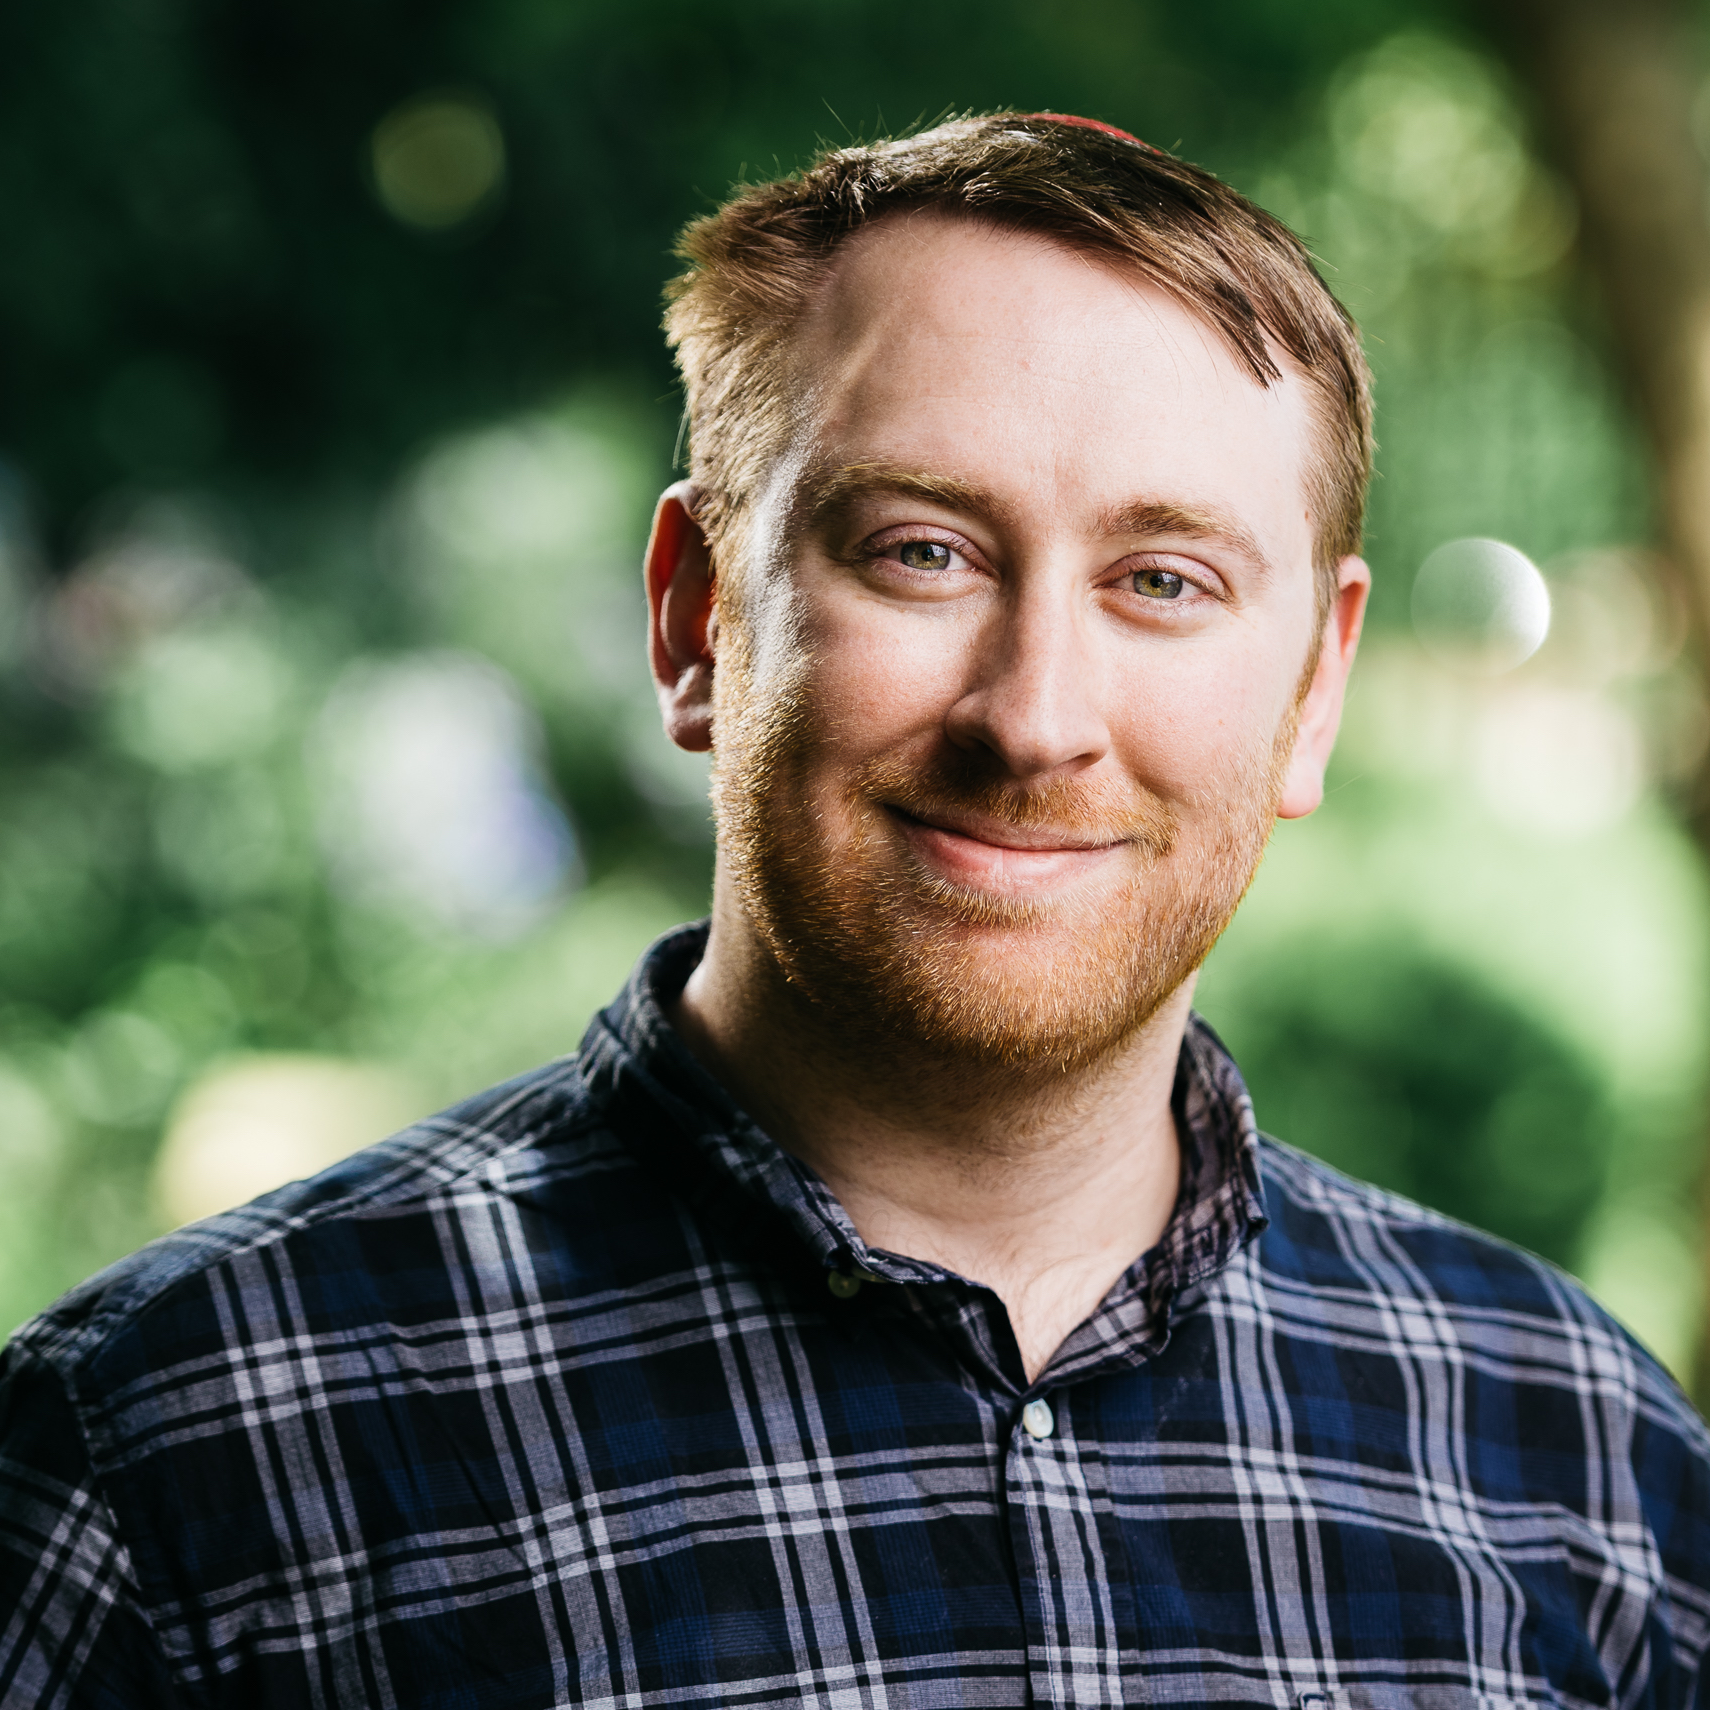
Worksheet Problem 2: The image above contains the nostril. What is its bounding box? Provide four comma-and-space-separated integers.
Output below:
944, 687, 1110, 779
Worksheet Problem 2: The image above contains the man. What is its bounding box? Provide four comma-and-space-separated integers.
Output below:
1, 113, 1706, 1709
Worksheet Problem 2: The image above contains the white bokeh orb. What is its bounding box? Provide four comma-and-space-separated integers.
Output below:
1411, 537, 1551, 674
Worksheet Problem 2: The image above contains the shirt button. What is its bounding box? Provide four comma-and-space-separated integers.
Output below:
1021, 1397, 1055, 1439
826, 1270, 863, 1299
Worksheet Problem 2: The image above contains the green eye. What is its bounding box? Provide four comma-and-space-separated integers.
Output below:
897, 540, 953, 571
1132, 567, 1184, 599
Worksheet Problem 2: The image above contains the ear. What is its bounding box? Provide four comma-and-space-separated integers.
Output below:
645, 482, 716, 754
1277, 556, 1370, 820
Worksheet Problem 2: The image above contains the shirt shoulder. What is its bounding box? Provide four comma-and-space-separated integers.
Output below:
1249, 1134, 1710, 1544
10, 1053, 630, 1386
1244, 1135, 1710, 1668
0, 1050, 688, 1701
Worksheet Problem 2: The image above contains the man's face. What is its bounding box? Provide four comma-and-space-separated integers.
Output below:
704, 211, 1358, 1072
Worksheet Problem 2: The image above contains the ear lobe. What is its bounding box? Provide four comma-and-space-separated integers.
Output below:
1276, 556, 1370, 821
645, 482, 717, 754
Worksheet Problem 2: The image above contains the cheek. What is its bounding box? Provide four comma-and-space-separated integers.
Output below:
730, 568, 807, 692
799, 599, 972, 745
1106, 636, 1302, 793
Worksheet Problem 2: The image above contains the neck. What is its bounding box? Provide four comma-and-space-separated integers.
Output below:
670, 886, 1191, 1382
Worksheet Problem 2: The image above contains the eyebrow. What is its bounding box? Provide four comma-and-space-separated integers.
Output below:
801, 461, 1009, 528
801, 460, 1271, 572
1096, 498, 1270, 572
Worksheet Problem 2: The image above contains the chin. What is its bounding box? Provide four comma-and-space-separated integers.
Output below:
750, 849, 1235, 1075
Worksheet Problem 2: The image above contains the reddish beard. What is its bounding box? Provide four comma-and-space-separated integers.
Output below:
713, 656, 1293, 1076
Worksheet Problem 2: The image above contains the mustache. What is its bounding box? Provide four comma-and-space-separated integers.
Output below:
849, 749, 1179, 856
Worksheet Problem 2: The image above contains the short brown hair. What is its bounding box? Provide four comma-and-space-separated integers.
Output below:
665, 113, 1373, 616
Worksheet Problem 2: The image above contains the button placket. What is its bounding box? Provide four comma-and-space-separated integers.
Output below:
1004, 1388, 1128, 1707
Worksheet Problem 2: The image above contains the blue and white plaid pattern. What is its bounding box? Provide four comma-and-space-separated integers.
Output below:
1, 921, 1707, 1708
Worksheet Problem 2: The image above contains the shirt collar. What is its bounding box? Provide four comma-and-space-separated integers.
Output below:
576, 920, 1269, 1380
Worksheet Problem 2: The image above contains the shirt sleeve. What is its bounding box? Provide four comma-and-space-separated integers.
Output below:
1630, 1360, 1710, 1709
0, 1337, 182, 1709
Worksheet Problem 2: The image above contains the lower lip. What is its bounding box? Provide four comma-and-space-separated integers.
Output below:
888, 808, 1122, 891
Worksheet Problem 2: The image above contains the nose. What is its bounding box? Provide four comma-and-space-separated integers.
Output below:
943, 583, 1111, 779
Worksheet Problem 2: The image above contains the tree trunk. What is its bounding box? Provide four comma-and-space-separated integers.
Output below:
1483, 0, 1710, 1401
1488, 0, 1710, 801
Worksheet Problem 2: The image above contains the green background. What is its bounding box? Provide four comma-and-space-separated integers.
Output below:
2, 0, 1703, 1388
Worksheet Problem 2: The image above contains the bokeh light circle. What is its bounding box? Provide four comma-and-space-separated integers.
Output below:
1411, 536, 1550, 674
371, 95, 505, 230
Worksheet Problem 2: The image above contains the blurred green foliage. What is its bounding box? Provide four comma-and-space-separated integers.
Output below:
2, 0, 1423, 533
1217, 942, 1613, 1270
1, 0, 1705, 1382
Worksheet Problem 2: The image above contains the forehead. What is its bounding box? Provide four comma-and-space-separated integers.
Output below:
789, 211, 1315, 555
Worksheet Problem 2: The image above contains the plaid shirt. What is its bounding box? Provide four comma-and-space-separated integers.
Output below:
2, 923, 1708, 1709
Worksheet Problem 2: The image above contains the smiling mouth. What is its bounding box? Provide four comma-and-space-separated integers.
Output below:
887, 804, 1125, 854
884, 803, 1130, 892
